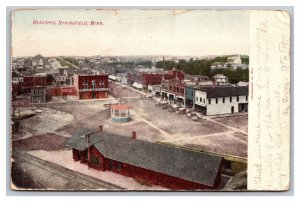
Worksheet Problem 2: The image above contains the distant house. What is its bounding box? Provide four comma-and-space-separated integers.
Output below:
54, 74, 66, 86
212, 74, 229, 85
227, 55, 242, 64
60, 68, 88, 86
237, 81, 249, 87
30, 86, 49, 103
66, 127, 223, 190
194, 86, 248, 115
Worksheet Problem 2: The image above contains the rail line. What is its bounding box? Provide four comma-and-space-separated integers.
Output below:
12, 150, 124, 191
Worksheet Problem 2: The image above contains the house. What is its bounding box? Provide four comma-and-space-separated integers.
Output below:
60, 68, 88, 86
116, 73, 127, 85
194, 86, 248, 115
54, 74, 66, 86
212, 74, 229, 85
227, 55, 242, 64
66, 127, 223, 190
237, 81, 249, 87
30, 86, 50, 103
73, 74, 109, 100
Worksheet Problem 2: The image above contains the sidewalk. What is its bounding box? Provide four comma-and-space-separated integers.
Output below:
27, 149, 167, 191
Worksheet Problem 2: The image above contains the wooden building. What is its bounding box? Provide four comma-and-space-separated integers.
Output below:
194, 86, 248, 115
66, 127, 223, 190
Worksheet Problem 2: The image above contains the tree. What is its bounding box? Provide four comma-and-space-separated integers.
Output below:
46, 74, 54, 85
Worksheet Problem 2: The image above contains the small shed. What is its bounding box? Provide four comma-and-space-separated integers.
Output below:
111, 104, 131, 123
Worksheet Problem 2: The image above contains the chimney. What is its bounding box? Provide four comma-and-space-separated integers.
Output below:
132, 131, 136, 139
99, 125, 103, 132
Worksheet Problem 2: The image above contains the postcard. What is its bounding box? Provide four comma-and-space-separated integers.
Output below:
10, 9, 290, 191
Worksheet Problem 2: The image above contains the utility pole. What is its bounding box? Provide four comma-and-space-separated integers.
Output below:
82, 131, 97, 169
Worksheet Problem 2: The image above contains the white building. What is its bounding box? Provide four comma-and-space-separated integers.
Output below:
213, 74, 230, 85
227, 55, 242, 64
194, 86, 248, 116
237, 81, 249, 87
54, 74, 66, 86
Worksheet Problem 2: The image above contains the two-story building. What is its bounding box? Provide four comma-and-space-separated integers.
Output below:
21, 73, 49, 94
194, 86, 248, 115
73, 74, 109, 100
30, 86, 50, 103
54, 74, 67, 86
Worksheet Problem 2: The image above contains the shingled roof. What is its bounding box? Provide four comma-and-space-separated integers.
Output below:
195, 86, 248, 98
66, 128, 222, 187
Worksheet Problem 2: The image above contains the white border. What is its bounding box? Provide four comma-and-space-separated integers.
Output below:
1, 0, 298, 201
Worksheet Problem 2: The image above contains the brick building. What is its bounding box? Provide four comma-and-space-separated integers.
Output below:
49, 86, 77, 97
128, 69, 184, 92
66, 127, 223, 190
73, 74, 109, 100
168, 77, 186, 104
21, 74, 50, 93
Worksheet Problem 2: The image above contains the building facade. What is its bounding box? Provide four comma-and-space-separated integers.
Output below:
194, 86, 248, 115
30, 86, 49, 103
73, 74, 109, 100
21, 74, 49, 93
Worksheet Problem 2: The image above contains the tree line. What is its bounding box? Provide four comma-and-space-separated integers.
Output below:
155, 56, 249, 84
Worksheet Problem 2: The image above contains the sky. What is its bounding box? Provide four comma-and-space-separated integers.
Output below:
12, 9, 249, 57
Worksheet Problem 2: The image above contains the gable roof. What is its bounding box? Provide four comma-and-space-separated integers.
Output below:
66, 128, 222, 187
65, 128, 101, 151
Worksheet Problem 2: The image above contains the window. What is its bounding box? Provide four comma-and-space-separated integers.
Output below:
91, 80, 96, 89
216, 98, 218, 104
230, 97, 232, 102
237, 96, 239, 102
223, 97, 225, 103
200, 97, 202, 102
208, 99, 211, 104
203, 99, 205, 104
196, 97, 198, 102
246, 96, 248, 101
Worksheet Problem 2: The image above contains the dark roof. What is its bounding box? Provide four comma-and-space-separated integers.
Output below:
65, 128, 101, 151
66, 128, 222, 187
12, 71, 24, 78
195, 86, 248, 98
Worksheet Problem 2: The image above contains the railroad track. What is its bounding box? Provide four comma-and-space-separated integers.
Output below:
12, 150, 124, 191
